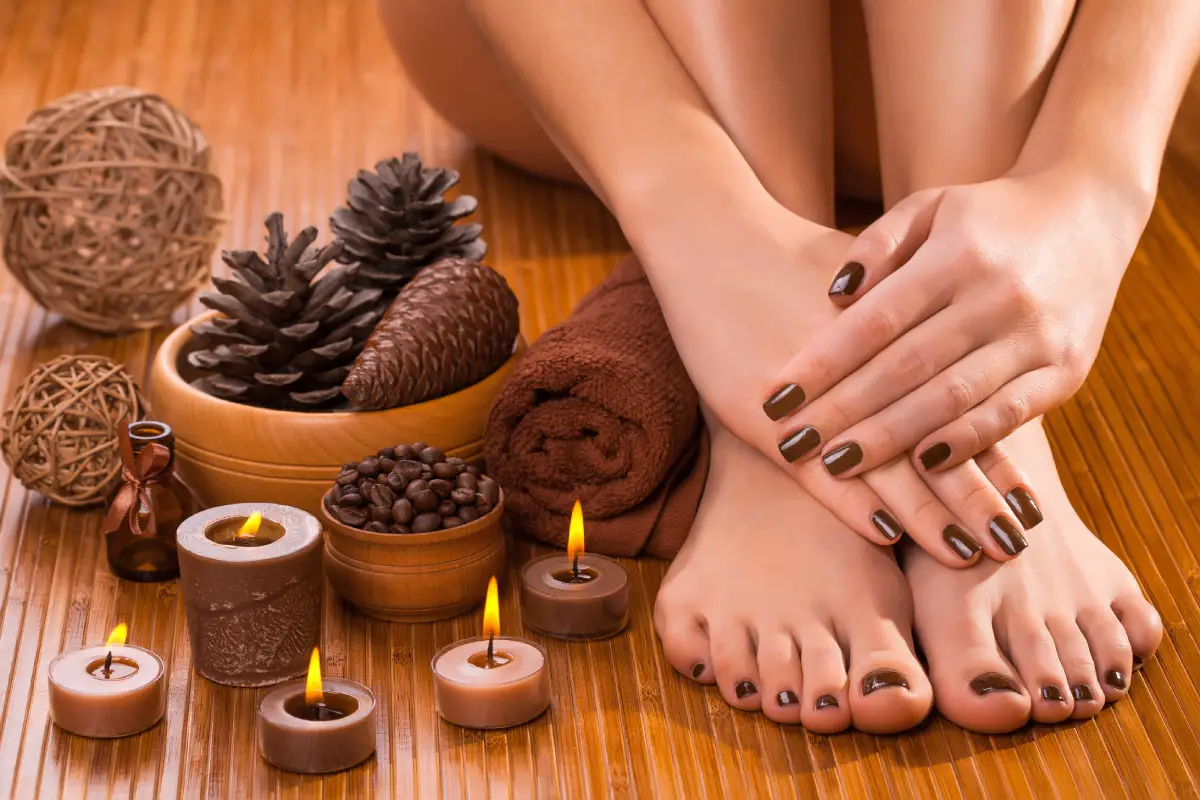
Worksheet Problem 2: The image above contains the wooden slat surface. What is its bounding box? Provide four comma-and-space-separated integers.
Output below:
0, 1, 1199, 797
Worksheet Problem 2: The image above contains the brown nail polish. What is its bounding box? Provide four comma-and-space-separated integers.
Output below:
691, 663, 704, 679
862, 669, 909, 695
1106, 670, 1127, 690
1133, 655, 1144, 670
829, 262, 866, 297
763, 384, 805, 421
871, 509, 904, 541
918, 442, 951, 470
989, 516, 1028, 556
1005, 487, 1044, 530
779, 426, 821, 462
777, 690, 799, 707
1072, 684, 1093, 702
822, 442, 863, 476
815, 694, 839, 710
970, 673, 1021, 695
1041, 686, 1066, 703
943, 525, 981, 560
735, 680, 758, 699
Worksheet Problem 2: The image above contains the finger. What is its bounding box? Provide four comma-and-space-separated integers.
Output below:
915, 368, 1067, 472
860, 458, 982, 569
828, 188, 945, 305
974, 442, 1045, 531
918, 457, 1028, 562
775, 304, 998, 464
782, 457, 904, 548
818, 341, 1035, 478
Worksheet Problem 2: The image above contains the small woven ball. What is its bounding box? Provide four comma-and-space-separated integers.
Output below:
0, 86, 223, 333
1, 355, 144, 506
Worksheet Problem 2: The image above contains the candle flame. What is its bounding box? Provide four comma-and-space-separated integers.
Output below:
567, 500, 585, 562
237, 511, 263, 540
482, 576, 500, 639
106, 623, 128, 647
305, 647, 324, 706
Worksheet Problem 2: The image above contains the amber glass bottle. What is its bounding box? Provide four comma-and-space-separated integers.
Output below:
104, 421, 197, 582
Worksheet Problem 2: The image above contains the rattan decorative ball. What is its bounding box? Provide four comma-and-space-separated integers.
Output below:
0, 86, 223, 333
1, 355, 145, 506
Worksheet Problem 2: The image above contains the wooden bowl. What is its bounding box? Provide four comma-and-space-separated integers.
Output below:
149, 311, 526, 518
319, 489, 506, 622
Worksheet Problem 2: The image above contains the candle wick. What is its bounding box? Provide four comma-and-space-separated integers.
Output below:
103, 650, 113, 678
572, 553, 579, 580
487, 633, 495, 667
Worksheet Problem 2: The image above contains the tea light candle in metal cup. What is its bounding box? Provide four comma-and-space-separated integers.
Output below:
48, 623, 166, 738
520, 501, 629, 640
257, 647, 377, 773
433, 577, 550, 729
177, 503, 322, 686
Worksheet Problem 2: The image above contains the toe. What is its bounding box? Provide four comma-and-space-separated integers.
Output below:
709, 619, 763, 711
998, 613, 1072, 724
797, 628, 851, 734
1112, 592, 1164, 670
1078, 605, 1134, 703
654, 602, 714, 685
1046, 615, 1104, 719
755, 629, 804, 724
847, 622, 932, 734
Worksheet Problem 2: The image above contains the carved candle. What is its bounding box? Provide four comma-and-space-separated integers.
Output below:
177, 503, 322, 686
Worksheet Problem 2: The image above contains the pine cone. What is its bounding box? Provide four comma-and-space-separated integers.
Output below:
329, 153, 486, 303
343, 259, 519, 410
187, 212, 383, 409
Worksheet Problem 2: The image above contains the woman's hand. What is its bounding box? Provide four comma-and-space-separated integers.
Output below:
761, 167, 1151, 477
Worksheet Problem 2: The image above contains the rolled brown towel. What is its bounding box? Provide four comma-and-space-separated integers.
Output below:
484, 256, 709, 558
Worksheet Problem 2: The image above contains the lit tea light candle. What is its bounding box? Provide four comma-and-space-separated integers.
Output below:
257, 646, 377, 773
177, 503, 322, 686
433, 577, 550, 729
520, 501, 630, 640
48, 623, 166, 738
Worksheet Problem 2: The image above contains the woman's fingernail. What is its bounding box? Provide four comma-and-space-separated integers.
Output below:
943, 525, 981, 560
1041, 686, 1066, 703
779, 426, 821, 462
1106, 670, 1127, 690
862, 669, 909, 695
735, 680, 758, 699
777, 690, 799, 707
692, 663, 705, 679
1072, 685, 1094, 702
822, 442, 863, 476
829, 262, 866, 296
871, 509, 904, 541
918, 442, 951, 470
763, 384, 806, 421
970, 673, 1021, 695
1005, 487, 1044, 529
989, 516, 1028, 556
815, 694, 839, 710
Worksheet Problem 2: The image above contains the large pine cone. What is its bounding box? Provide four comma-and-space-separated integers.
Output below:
329, 153, 486, 300
343, 259, 519, 409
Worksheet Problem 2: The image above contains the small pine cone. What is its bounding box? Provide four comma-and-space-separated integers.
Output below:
343, 259, 519, 409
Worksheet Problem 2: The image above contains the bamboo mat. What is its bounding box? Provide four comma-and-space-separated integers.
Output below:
1, 0, 1199, 797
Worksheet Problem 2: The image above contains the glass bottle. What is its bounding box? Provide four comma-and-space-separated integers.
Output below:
104, 420, 198, 582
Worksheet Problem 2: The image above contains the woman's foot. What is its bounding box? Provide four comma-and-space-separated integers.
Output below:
906, 421, 1164, 733
654, 422, 932, 733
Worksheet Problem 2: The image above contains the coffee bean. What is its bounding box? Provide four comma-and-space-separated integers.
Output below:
386, 472, 408, 492
411, 512, 442, 533
429, 479, 453, 498
411, 489, 439, 513
377, 446, 395, 460
420, 447, 444, 465
396, 460, 424, 480
458, 505, 480, 523
467, 465, 481, 477
443, 517, 464, 528
378, 457, 396, 473
411, 441, 429, 453
369, 484, 396, 508
433, 462, 458, 480
455, 473, 477, 491
359, 479, 377, 495
475, 498, 493, 515
478, 477, 500, 506
364, 521, 389, 533
404, 479, 429, 500
450, 487, 475, 505
437, 499, 457, 517
323, 491, 336, 510
394, 444, 416, 460
390, 524, 411, 534
392, 498, 414, 524
339, 492, 364, 507
446, 457, 465, 468
356, 456, 380, 476
370, 505, 392, 523
420, 464, 434, 479
336, 468, 359, 486
335, 506, 367, 527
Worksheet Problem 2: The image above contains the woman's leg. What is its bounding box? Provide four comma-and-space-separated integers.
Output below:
862, 0, 1163, 733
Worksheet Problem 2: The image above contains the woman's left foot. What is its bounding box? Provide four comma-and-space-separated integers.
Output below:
905, 421, 1164, 733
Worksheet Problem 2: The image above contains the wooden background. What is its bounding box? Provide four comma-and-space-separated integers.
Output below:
1, 0, 1200, 797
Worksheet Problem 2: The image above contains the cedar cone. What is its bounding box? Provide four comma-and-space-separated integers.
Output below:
329, 153, 486, 307
342, 259, 519, 409
187, 212, 383, 408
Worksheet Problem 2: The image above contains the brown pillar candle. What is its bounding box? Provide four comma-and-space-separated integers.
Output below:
48, 624, 166, 738
257, 647, 377, 773
519, 501, 629, 640
177, 503, 322, 686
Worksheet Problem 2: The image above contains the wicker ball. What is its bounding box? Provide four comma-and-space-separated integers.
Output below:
0, 87, 223, 333
1, 355, 144, 506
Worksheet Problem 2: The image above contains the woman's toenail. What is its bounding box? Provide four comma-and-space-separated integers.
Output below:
871, 509, 904, 541
734, 680, 758, 699
815, 694, 839, 710
1133, 655, 1145, 670
1005, 487, 1044, 529
989, 516, 1028, 556
763, 384, 805, 421
942, 525, 981, 560
691, 663, 705, 679
918, 442, 951, 470
861, 669, 910, 695
1106, 670, 1127, 690
779, 426, 821, 462
969, 673, 1022, 695
822, 442, 863, 476
1041, 686, 1066, 703
777, 690, 799, 707
1072, 684, 1094, 702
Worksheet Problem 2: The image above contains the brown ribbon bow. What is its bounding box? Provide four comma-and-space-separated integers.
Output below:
101, 420, 171, 539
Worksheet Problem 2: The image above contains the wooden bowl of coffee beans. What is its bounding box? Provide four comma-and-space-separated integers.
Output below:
319, 442, 506, 622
